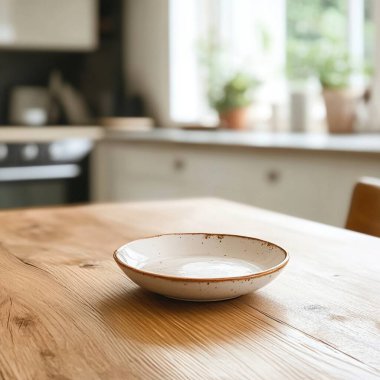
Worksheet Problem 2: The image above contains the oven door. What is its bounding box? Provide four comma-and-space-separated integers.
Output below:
0, 164, 84, 209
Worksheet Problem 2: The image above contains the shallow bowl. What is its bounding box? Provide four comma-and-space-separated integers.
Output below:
114, 233, 289, 301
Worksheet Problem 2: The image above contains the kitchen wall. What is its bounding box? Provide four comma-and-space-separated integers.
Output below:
123, 0, 170, 127
0, 0, 128, 125
0, 52, 84, 123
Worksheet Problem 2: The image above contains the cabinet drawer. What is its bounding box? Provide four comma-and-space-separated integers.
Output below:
108, 142, 188, 179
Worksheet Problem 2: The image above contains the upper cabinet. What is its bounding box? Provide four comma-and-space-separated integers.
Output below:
0, 0, 98, 51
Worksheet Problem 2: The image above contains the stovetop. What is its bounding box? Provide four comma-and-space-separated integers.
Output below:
0, 140, 93, 167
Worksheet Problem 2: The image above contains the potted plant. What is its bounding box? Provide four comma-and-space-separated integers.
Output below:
198, 41, 260, 129
318, 52, 363, 133
209, 72, 260, 130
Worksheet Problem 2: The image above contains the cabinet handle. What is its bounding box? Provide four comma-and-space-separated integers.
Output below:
266, 169, 281, 184
173, 158, 185, 171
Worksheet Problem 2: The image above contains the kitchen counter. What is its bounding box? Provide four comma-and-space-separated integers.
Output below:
0, 126, 104, 142
104, 128, 380, 154
1, 126, 380, 154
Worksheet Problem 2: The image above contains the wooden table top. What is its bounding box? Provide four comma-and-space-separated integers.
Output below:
0, 199, 379, 379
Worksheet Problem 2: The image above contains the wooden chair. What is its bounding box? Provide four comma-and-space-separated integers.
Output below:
345, 177, 380, 237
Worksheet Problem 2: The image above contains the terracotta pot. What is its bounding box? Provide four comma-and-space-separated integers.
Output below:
219, 107, 249, 130
322, 89, 362, 133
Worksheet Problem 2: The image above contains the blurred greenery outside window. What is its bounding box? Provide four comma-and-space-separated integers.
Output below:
169, 0, 374, 126
287, 0, 374, 83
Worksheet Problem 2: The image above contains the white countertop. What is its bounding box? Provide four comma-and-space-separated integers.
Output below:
1, 126, 380, 154
104, 128, 380, 154
0, 126, 104, 142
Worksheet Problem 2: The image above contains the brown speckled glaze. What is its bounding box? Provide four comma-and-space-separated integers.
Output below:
114, 232, 288, 282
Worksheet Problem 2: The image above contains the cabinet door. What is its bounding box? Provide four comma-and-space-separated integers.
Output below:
187, 147, 380, 227
196, 148, 380, 227
0, 0, 97, 51
92, 142, 192, 202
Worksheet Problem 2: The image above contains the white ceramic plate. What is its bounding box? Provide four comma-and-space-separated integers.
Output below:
114, 233, 289, 302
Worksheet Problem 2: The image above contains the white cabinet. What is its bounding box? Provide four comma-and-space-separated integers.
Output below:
0, 0, 97, 51
92, 140, 380, 227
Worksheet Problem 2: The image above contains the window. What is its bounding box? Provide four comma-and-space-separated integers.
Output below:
169, 0, 374, 129
287, 0, 374, 79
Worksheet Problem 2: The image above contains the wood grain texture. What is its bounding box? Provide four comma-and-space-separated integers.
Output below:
0, 198, 379, 380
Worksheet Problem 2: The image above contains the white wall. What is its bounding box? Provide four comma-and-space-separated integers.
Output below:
123, 0, 171, 127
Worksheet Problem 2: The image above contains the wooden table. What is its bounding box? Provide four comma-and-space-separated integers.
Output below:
0, 199, 379, 379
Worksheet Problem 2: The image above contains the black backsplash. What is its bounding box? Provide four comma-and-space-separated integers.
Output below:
0, 0, 130, 125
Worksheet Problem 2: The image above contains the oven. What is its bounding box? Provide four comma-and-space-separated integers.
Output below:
0, 139, 92, 209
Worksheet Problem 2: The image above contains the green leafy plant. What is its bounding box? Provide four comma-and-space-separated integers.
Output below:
198, 40, 260, 113
209, 72, 260, 113
287, 42, 371, 90
318, 51, 353, 89
286, 0, 347, 82
286, 40, 318, 81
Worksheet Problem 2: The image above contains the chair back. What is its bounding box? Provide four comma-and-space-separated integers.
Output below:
346, 177, 380, 237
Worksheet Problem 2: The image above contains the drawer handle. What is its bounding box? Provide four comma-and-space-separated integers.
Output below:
173, 158, 185, 171
267, 170, 281, 183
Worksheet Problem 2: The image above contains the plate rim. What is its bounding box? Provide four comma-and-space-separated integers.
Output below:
113, 232, 289, 283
